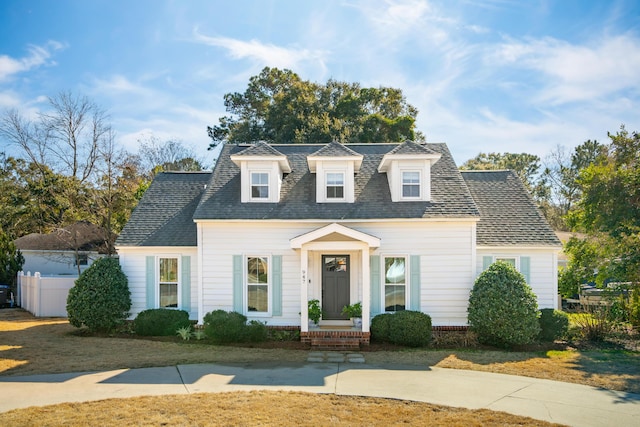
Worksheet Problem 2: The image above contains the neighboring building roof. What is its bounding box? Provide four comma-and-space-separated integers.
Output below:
15, 221, 115, 254
460, 170, 561, 247
193, 142, 481, 220
116, 172, 211, 247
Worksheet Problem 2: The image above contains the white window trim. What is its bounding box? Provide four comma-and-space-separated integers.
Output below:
382, 255, 409, 312
400, 170, 421, 200
245, 255, 272, 317
325, 171, 346, 201
250, 171, 270, 201
157, 255, 181, 309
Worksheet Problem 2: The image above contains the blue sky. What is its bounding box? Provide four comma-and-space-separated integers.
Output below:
1, 0, 639, 167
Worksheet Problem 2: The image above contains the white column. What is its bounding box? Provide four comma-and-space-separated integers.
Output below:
361, 245, 371, 333
300, 247, 309, 332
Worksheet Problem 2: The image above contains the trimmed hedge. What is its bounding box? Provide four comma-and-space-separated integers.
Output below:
388, 310, 432, 347
202, 310, 268, 343
468, 261, 540, 348
371, 311, 432, 347
538, 308, 569, 342
134, 309, 192, 336
66, 257, 131, 332
371, 313, 393, 342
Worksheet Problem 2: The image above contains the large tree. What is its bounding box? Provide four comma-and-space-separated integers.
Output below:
459, 152, 544, 193
207, 67, 421, 147
561, 126, 640, 294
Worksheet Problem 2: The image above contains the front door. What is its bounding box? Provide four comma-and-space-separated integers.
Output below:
322, 255, 350, 320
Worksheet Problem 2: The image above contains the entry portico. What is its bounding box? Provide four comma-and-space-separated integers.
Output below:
290, 223, 380, 333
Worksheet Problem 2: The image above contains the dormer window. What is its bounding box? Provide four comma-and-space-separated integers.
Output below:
377, 141, 442, 202
230, 142, 291, 204
326, 172, 345, 199
401, 171, 420, 198
251, 172, 269, 199
307, 142, 363, 204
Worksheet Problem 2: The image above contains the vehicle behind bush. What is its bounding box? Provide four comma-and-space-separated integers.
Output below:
134, 309, 192, 336
538, 308, 569, 342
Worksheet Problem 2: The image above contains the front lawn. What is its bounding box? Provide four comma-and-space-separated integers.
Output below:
1, 309, 638, 394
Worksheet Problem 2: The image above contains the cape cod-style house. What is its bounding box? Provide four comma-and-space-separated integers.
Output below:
116, 141, 561, 347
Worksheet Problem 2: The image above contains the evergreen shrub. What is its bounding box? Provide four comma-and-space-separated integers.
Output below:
67, 257, 131, 332
134, 309, 191, 336
467, 261, 540, 348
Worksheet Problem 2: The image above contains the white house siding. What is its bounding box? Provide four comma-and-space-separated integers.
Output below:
117, 247, 198, 320
198, 220, 476, 327
476, 248, 559, 309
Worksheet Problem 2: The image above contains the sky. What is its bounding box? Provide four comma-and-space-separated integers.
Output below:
1, 0, 639, 168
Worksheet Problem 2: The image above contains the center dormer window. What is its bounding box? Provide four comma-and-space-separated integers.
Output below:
326, 172, 345, 199
402, 171, 420, 198
251, 172, 269, 199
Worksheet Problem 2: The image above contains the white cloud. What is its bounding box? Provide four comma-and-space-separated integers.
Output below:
91, 75, 151, 95
0, 40, 66, 81
192, 29, 328, 71
491, 34, 640, 104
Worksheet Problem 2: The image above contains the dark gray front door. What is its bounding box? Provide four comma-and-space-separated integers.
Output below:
322, 255, 350, 320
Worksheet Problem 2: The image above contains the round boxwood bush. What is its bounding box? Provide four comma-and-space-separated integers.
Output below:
388, 310, 432, 347
67, 257, 131, 332
203, 310, 249, 343
371, 313, 393, 342
468, 261, 540, 348
538, 308, 569, 342
134, 309, 192, 336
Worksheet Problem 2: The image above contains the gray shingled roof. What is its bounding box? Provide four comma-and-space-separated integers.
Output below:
460, 170, 561, 247
233, 141, 287, 157
309, 141, 362, 157
116, 172, 211, 247
387, 140, 439, 156
193, 143, 480, 220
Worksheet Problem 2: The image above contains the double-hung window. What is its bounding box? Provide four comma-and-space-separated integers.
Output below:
326, 172, 345, 199
384, 256, 406, 312
402, 171, 420, 198
251, 172, 269, 199
159, 257, 179, 308
247, 256, 269, 313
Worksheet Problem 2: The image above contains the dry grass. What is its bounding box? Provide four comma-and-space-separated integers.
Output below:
0, 391, 564, 426
1, 308, 639, 395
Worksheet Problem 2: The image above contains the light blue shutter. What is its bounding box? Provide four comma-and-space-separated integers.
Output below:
520, 256, 531, 283
232, 255, 243, 313
181, 256, 191, 314
409, 255, 421, 311
482, 256, 493, 271
272, 255, 282, 316
145, 256, 155, 309
370, 255, 381, 314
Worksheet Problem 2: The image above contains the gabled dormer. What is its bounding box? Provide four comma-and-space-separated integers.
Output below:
307, 141, 363, 203
377, 141, 441, 202
230, 142, 292, 203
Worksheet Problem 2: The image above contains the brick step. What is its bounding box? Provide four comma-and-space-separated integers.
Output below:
311, 337, 361, 351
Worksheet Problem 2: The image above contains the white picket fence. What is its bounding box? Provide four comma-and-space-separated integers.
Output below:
18, 271, 76, 317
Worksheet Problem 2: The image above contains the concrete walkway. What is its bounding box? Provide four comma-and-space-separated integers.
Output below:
1, 360, 638, 426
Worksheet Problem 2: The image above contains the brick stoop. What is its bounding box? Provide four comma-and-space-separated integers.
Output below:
301, 330, 370, 350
